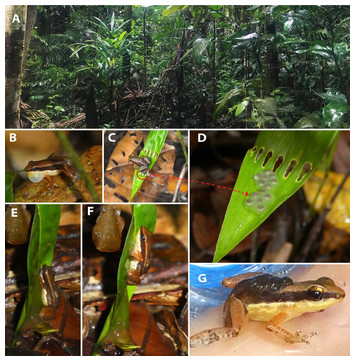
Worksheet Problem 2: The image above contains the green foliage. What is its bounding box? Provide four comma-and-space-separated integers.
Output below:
177, 130, 188, 165
21, 5, 349, 128
70, 14, 129, 76
5, 172, 16, 202
213, 131, 338, 262
93, 204, 157, 355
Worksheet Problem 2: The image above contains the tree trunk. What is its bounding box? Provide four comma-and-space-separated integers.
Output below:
143, 7, 147, 90
5, 5, 36, 128
86, 84, 99, 128
122, 5, 132, 85
211, 17, 217, 127
266, 21, 279, 92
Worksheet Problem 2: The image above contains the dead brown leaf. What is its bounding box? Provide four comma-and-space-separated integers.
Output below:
104, 131, 181, 202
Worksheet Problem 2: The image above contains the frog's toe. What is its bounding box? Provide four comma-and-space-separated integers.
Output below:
294, 330, 319, 344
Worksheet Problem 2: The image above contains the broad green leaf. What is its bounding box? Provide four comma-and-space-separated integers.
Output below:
93, 204, 157, 355
293, 113, 322, 128
209, 5, 224, 11
162, 5, 186, 17
110, 11, 115, 32
318, 89, 347, 104
215, 88, 242, 116
284, 18, 294, 31
213, 131, 338, 262
210, 12, 224, 19
118, 30, 127, 42
254, 97, 278, 116
307, 44, 332, 58
192, 38, 209, 56
235, 32, 258, 41
333, 42, 349, 62
322, 101, 349, 128
27, 205, 61, 276
5, 172, 16, 202
12, 205, 61, 345
130, 130, 168, 201
234, 100, 249, 117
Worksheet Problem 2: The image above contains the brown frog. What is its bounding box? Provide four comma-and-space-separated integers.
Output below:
127, 226, 153, 285
191, 272, 345, 347
25, 153, 79, 188
31, 265, 81, 355
128, 154, 151, 175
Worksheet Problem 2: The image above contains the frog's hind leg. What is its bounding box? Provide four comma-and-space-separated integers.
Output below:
190, 296, 248, 347
223, 294, 249, 330
190, 327, 240, 347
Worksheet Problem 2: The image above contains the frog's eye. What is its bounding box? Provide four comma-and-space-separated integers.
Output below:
27, 171, 44, 183
307, 286, 324, 301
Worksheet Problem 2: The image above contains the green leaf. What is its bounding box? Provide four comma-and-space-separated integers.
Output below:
130, 130, 168, 201
12, 205, 61, 345
318, 89, 347, 104
55, 131, 101, 202
192, 38, 209, 56
177, 130, 188, 165
284, 18, 294, 31
27, 205, 61, 277
209, 5, 224, 11
254, 97, 278, 116
162, 5, 186, 17
293, 113, 322, 128
5, 172, 16, 202
93, 204, 157, 355
213, 131, 338, 262
234, 100, 249, 117
322, 101, 349, 128
307, 44, 332, 58
215, 88, 242, 116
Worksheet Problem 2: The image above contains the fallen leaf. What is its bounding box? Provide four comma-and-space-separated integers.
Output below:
303, 170, 350, 233
105, 131, 184, 202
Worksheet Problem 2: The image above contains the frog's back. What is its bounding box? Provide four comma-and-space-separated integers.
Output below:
232, 274, 293, 303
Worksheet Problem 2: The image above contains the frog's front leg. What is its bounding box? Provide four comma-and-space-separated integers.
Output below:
62, 163, 80, 183
43, 175, 55, 193
265, 310, 318, 344
190, 295, 248, 347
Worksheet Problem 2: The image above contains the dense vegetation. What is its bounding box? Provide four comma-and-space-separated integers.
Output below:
18, 5, 350, 128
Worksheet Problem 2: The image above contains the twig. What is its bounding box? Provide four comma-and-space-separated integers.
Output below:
176, 130, 188, 165
144, 263, 188, 283
294, 170, 349, 262
172, 163, 187, 202
138, 310, 152, 355
250, 229, 259, 263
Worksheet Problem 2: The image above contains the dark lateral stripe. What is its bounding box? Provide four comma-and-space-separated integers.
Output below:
254, 291, 341, 303
30, 165, 61, 171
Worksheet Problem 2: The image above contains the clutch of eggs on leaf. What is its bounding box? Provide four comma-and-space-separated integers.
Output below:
245, 169, 278, 212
